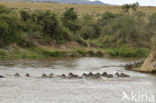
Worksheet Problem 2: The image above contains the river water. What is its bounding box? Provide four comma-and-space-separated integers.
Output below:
0, 57, 155, 103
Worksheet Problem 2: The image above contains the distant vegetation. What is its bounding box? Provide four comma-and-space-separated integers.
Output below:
32, 0, 106, 5
0, 1, 156, 17
0, 2, 156, 59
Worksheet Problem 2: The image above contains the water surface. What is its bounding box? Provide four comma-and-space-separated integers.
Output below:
0, 57, 155, 103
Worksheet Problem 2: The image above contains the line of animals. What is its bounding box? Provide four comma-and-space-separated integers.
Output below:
0, 60, 144, 79
124, 60, 144, 70
0, 72, 130, 80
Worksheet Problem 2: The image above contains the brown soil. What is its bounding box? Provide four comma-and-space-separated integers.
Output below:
137, 48, 156, 72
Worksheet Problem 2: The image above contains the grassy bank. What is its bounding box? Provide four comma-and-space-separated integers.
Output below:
106, 48, 150, 57
0, 46, 150, 60
0, 3, 155, 60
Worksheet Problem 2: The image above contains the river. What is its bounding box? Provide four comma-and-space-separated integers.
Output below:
0, 57, 155, 103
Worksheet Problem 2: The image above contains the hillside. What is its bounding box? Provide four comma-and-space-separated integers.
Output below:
0, 2, 156, 60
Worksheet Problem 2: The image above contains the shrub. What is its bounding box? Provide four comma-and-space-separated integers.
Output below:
62, 8, 80, 32
151, 69, 156, 74
100, 15, 145, 47
42, 50, 64, 57
0, 50, 6, 56
19, 10, 31, 21
79, 14, 100, 39
99, 12, 119, 26
107, 48, 150, 57
0, 14, 23, 46
150, 13, 156, 25
31, 10, 51, 24
62, 8, 77, 20
41, 13, 58, 36
0, 20, 10, 46
80, 24, 100, 39
0, 5, 12, 14
87, 50, 95, 56
76, 49, 86, 56
96, 51, 103, 57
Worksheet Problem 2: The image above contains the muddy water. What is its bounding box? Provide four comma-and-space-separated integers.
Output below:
0, 57, 155, 103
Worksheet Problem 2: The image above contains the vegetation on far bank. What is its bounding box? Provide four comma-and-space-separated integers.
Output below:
0, 2, 156, 59
0, 1, 156, 17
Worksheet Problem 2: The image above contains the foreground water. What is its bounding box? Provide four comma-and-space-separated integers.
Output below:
0, 57, 155, 103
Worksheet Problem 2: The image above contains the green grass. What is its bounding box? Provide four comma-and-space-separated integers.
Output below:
75, 49, 86, 56
0, 46, 151, 60
95, 51, 103, 57
107, 48, 150, 57
42, 50, 65, 57
0, 50, 6, 55
86, 50, 95, 56
151, 69, 156, 74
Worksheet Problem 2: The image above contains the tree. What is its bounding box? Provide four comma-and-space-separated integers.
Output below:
0, 20, 10, 46
62, 8, 77, 20
122, 2, 140, 16
131, 2, 139, 16
41, 13, 58, 37
62, 8, 79, 32
122, 4, 131, 14
0, 14, 22, 46
31, 10, 51, 24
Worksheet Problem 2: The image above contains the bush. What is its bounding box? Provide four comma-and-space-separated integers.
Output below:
0, 5, 12, 14
42, 50, 64, 57
0, 14, 22, 46
76, 49, 86, 56
107, 48, 150, 57
96, 51, 103, 57
79, 14, 100, 39
87, 50, 95, 56
62, 8, 77, 20
99, 15, 146, 47
80, 25, 100, 39
20, 10, 31, 21
151, 69, 156, 74
41, 13, 58, 36
62, 8, 80, 32
0, 50, 6, 56
99, 12, 119, 26
0, 20, 10, 46
31, 10, 51, 24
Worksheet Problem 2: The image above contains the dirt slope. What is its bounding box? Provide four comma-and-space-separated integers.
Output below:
141, 48, 156, 72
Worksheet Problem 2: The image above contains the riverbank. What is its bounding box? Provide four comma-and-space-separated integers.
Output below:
129, 48, 156, 74
0, 44, 150, 60
131, 67, 156, 74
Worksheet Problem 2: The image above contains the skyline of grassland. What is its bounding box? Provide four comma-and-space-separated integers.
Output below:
0, 1, 156, 17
